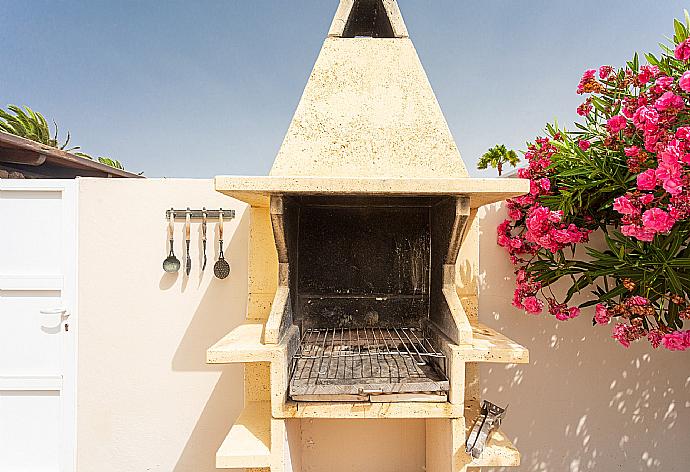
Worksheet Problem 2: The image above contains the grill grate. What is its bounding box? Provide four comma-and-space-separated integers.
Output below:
290, 327, 447, 392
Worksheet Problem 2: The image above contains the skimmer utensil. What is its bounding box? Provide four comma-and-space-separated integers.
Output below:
185, 209, 192, 276
163, 208, 181, 273
214, 209, 231, 279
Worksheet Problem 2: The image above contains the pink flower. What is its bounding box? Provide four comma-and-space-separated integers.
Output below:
640, 193, 654, 205
577, 100, 593, 116
612, 324, 632, 348
638, 65, 660, 84
632, 106, 659, 132
675, 39, 690, 61
636, 169, 657, 191
652, 76, 674, 93
648, 330, 663, 349
539, 177, 551, 192
576, 69, 597, 94
625, 296, 649, 306
523, 296, 543, 314
680, 71, 690, 92
624, 146, 640, 157
578, 139, 591, 151
613, 195, 638, 216
662, 331, 690, 351
599, 65, 613, 79
607, 115, 627, 134
676, 127, 690, 140
654, 91, 685, 112
507, 207, 522, 221
642, 207, 675, 234
594, 304, 610, 324
621, 223, 656, 242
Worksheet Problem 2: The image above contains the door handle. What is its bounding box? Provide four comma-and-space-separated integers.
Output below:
40, 308, 68, 317
39, 308, 69, 331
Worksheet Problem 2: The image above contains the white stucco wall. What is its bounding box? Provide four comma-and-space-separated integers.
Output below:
77, 178, 249, 472
479, 203, 690, 472
75, 179, 690, 471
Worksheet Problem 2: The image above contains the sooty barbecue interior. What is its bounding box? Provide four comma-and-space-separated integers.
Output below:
284, 196, 455, 401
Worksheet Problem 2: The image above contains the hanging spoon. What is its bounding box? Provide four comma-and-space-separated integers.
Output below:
214, 209, 231, 279
201, 208, 208, 271
163, 209, 181, 273
185, 208, 192, 276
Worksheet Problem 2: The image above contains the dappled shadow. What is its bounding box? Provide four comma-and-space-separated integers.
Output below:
477, 203, 690, 472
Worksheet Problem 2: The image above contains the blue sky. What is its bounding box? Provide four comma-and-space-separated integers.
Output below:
1, 1, 688, 177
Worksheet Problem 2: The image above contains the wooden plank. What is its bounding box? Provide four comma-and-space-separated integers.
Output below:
216, 402, 271, 469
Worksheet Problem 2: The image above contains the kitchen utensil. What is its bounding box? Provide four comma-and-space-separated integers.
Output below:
163, 209, 181, 273
466, 400, 507, 459
201, 208, 208, 271
214, 209, 231, 279
185, 209, 192, 276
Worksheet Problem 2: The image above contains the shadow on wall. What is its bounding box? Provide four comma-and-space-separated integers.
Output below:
478, 203, 690, 472
170, 208, 250, 472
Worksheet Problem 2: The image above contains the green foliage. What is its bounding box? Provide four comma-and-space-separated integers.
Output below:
0, 104, 126, 171
477, 144, 519, 176
0, 105, 75, 150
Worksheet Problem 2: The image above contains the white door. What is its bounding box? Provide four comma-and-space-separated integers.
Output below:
0, 180, 77, 471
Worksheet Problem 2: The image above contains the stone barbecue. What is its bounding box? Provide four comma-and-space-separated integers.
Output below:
207, 1, 530, 470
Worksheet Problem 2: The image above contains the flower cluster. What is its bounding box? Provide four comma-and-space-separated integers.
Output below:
498, 17, 690, 350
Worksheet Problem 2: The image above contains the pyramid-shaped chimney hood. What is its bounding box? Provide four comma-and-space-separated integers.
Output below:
216, 0, 528, 205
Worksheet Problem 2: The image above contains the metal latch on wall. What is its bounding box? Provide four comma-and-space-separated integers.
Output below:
465, 400, 507, 459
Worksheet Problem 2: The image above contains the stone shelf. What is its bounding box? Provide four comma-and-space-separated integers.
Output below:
466, 428, 520, 468
276, 400, 464, 419
206, 323, 284, 364
216, 401, 271, 469
461, 323, 529, 364
215, 176, 529, 208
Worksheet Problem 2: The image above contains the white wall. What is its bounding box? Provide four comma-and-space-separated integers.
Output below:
74, 179, 690, 471
77, 178, 249, 472
479, 203, 690, 472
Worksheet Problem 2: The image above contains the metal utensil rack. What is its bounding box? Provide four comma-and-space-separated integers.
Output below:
165, 208, 236, 220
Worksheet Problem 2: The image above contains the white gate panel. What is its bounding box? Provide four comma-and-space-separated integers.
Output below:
0, 180, 77, 472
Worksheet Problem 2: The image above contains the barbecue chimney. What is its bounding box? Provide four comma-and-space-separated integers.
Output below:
208, 1, 530, 470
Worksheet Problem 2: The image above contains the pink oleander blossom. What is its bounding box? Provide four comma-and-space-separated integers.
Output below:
637, 169, 658, 191
662, 331, 690, 351
595, 304, 610, 325
680, 71, 690, 92
654, 91, 685, 112
523, 296, 544, 314
675, 39, 690, 61
638, 65, 660, 84
599, 65, 613, 79
641, 207, 676, 234
613, 195, 638, 216
648, 330, 663, 349
578, 139, 591, 151
607, 115, 627, 134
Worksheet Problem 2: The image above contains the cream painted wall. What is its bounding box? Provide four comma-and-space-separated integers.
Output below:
479, 203, 690, 472
75, 179, 690, 472
77, 179, 248, 472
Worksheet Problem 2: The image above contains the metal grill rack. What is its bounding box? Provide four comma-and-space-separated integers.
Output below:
289, 327, 449, 398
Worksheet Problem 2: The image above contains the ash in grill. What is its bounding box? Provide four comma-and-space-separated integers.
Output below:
279, 196, 464, 402
291, 327, 448, 399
